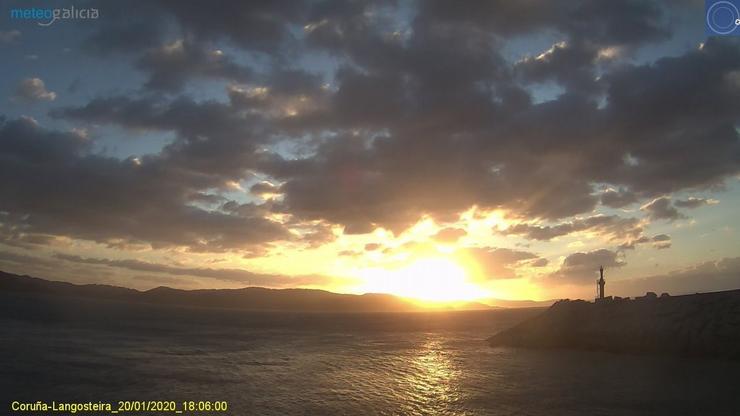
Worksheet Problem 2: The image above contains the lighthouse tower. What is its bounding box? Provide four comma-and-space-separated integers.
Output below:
596, 266, 606, 301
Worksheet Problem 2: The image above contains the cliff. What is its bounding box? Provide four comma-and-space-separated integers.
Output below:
488, 290, 740, 359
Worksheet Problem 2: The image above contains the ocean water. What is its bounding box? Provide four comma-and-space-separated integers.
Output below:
1, 293, 739, 415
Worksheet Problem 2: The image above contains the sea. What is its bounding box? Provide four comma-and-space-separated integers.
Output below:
1, 292, 739, 416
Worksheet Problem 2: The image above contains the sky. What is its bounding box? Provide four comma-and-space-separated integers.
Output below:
0, 0, 739, 303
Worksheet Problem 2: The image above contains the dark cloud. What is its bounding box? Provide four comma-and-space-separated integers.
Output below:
136, 40, 253, 92
292, 221, 336, 248
0, 1, 736, 261
600, 38, 740, 195
250, 181, 281, 197
618, 233, 671, 250
85, 19, 167, 55
502, 215, 643, 241
549, 249, 626, 284
84, 0, 305, 54
515, 40, 601, 94
0, 117, 288, 251
257, 35, 740, 233
51, 95, 271, 178
652, 233, 670, 242
158, 0, 306, 51
417, 0, 671, 45
0, 220, 57, 249
641, 197, 685, 221
651, 233, 672, 249
227, 70, 329, 124
43, 4, 739, 241
81, 1, 170, 55
600, 187, 639, 208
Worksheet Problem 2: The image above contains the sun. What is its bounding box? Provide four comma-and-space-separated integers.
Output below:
356, 257, 485, 302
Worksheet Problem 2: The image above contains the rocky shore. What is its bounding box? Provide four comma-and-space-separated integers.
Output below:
488, 289, 740, 359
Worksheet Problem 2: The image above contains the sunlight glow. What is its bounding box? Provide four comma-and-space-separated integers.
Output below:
356, 257, 485, 302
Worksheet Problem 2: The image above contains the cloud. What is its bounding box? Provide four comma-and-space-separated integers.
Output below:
83, 0, 306, 55
54, 253, 331, 287
516, 40, 601, 94
432, 227, 467, 243
610, 256, 740, 296
0, 117, 289, 252
14, 78, 56, 102
136, 40, 253, 92
416, 0, 671, 45
640, 194, 720, 223
618, 234, 671, 250
41, 6, 740, 241
460, 247, 539, 280
599, 38, 740, 195
0, 250, 58, 267
250, 181, 281, 197
674, 197, 718, 209
531, 258, 549, 267
294, 221, 337, 248
600, 187, 638, 208
364, 243, 381, 251
257, 37, 740, 233
641, 197, 685, 221
228, 71, 329, 121
82, 1, 169, 55
158, 0, 307, 51
501, 215, 643, 241
0, 1, 736, 270
51, 94, 271, 179
651, 233, 672, 249
548, 249, 626, 284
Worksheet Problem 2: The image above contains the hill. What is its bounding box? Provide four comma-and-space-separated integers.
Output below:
0, 270, 420, 313
0, 270, 552, 313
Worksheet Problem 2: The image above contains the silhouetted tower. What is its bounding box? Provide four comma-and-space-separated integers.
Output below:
597, 266, 605, 300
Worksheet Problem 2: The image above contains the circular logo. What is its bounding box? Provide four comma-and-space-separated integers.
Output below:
707, 1, 740, 35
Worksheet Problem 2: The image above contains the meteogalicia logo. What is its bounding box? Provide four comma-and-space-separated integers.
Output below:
706, 0, 740, 36
9, 6, 100, 26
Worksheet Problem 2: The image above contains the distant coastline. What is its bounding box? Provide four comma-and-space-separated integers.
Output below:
0, 270, 547, 313
488, 289, 740, 359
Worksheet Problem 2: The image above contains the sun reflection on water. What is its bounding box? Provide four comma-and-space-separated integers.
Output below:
404, 336, 464, 414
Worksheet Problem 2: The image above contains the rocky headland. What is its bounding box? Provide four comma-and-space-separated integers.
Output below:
489, 290, 740, 359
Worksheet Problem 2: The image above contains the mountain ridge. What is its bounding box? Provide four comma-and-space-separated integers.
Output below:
0, 270, 547, 313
